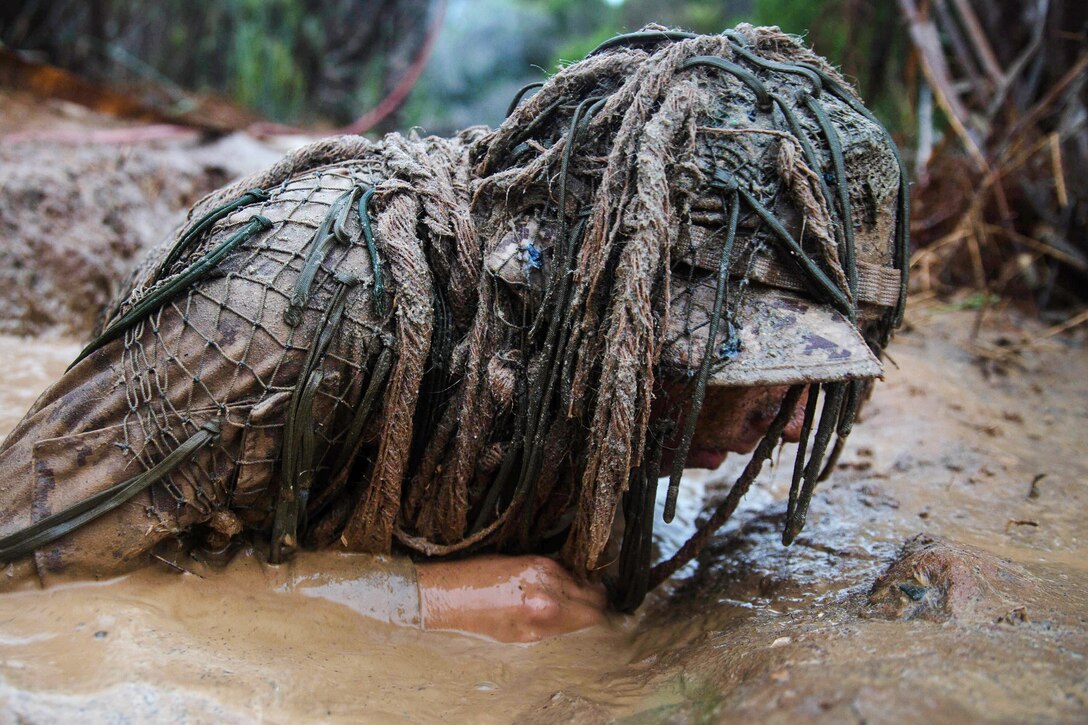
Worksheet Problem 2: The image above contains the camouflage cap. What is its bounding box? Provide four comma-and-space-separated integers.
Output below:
659, 31, 906, 387
664, 283, 883, 386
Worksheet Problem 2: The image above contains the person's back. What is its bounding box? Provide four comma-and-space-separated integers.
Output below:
0, 25, 906, 640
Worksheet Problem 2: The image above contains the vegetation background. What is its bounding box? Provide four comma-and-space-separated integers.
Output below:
1, 0, 1085, 319
0, 1, 910, 133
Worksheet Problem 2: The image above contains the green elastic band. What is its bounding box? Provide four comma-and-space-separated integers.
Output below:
285, 186, 361, 327
506, 81, 545, 117
0, 420, 221, 563
680, 55, 773, 112
270, 274, 359, 564
358, 188, 386, 317
805, 95, 859, 304
69, 214, 273, 371
722, 30, 822, 96
156, 189, 269, 280
589, 29, 698, 56
664, 189, 740, 524
737, 188, 852, 315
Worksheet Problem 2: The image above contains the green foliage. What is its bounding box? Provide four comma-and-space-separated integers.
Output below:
750, 0, 841, 45
683, 2, 731, 34
198, 0, 319, 121
523, 0, 910, 138
0, 0, 913, 139
553, 25, 621, 66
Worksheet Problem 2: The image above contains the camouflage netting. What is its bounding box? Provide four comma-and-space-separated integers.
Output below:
0, 25, 907, 608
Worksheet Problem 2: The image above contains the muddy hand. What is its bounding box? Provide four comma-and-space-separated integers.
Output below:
416, 555, 607, 643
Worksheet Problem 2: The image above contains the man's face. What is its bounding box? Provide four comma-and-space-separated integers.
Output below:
656, 384, 809, 470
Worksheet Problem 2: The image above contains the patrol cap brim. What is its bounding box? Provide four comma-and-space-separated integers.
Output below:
662, 284, 882, 387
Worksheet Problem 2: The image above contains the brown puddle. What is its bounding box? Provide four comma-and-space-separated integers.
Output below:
0, 335, 677, 722
0, 336, 82, 434
0, 552, 656, 722
0, 310, 1086, 723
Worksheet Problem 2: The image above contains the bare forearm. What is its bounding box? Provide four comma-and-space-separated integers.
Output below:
417, 555, 608, 643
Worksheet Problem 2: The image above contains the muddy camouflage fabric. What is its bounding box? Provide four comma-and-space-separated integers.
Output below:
0, 26, 906, 606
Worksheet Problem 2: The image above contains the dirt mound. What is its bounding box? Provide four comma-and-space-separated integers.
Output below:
0, 128, 279, 337
868, 533, 1037, 624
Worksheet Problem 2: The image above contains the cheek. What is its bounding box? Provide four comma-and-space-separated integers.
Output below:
655, 384, 811, 461
689, 387, 776, 451
697, 386, 809, 451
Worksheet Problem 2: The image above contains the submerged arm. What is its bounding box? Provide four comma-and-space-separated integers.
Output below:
284, 552, 607, 644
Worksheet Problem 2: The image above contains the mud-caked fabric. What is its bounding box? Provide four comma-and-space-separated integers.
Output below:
0, 24, 907, 591
0, 161, 388, 583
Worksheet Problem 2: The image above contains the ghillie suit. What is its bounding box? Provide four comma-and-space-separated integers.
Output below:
0, 26, 906, 610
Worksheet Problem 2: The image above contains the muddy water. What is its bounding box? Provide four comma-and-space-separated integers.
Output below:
635, 308, 1088, 722
0, 336, 81, 433
0, 554, 652, 722
0, 311, 1086, 723
0, 335, 695, 721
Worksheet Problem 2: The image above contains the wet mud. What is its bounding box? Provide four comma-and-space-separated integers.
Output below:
0, 307, 1084, 723
630, 307, 1088, 723
0, 95, 1085, 721
0, 89, 282, 337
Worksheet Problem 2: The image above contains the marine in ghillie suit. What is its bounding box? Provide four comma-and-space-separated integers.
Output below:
0, 25, 906, 638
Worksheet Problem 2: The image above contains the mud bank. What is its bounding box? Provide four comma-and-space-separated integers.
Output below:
0, 89, 281, 337
0, 307, 1084, 723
